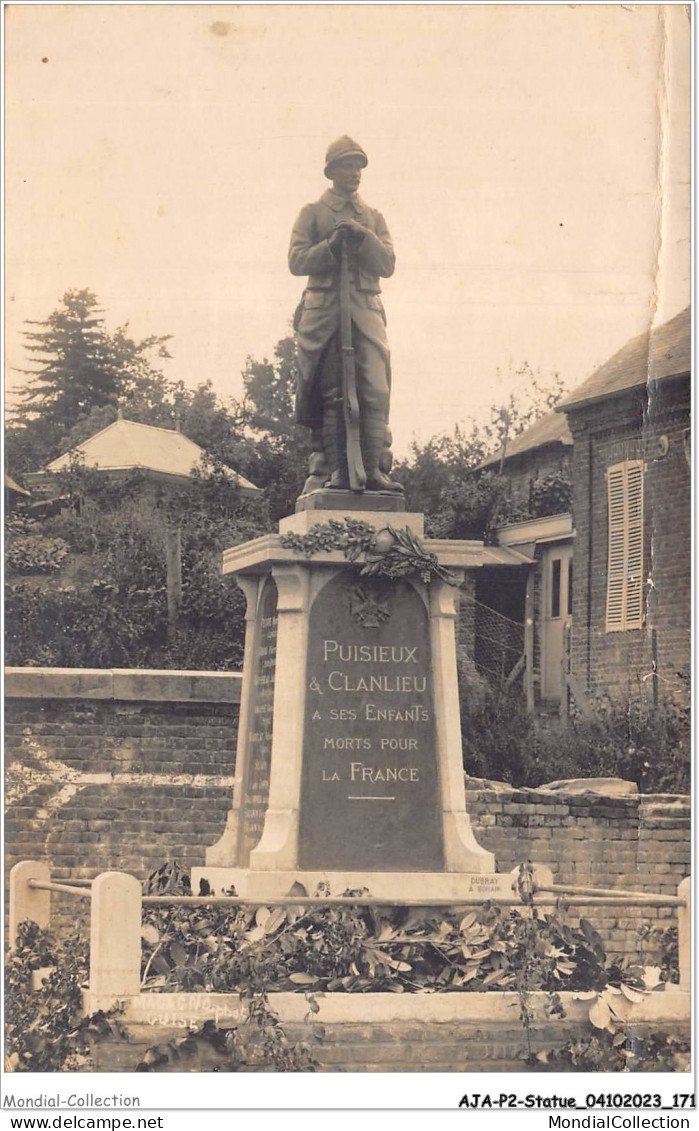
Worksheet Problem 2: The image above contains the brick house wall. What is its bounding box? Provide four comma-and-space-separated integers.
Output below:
565, 375, 690, 701
494, 443, 572, 510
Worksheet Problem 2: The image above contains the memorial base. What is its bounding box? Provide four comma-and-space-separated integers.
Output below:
205, 507, 495, 891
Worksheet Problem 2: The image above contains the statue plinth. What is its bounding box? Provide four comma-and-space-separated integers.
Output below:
296, 488, 406, 514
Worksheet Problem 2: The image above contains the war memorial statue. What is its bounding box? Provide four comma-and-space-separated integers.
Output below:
202, 136, 494, 887
289, 136, 403, 496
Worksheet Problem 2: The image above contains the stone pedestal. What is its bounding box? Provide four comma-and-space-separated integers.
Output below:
199, 509, 495, 898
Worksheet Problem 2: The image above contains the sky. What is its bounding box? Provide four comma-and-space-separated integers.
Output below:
5, 3, 691, 456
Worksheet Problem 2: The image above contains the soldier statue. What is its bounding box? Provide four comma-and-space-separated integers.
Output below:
289, 136, 403, 494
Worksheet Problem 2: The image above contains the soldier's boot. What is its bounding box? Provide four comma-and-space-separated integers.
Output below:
300, 431, 331, 496
362, 415, 404, 493
379, 426, 396, 476
322, 402, 350, 489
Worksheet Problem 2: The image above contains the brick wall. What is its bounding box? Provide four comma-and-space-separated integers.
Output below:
6, 669, 689, 959
566, 377, 690, 700
94, 1006, 689, 1073
5, 669, 241, 930
468, 784, 690, 957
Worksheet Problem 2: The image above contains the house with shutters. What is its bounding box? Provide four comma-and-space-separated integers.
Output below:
479, 305, 690, 713
556, 304, 690, 705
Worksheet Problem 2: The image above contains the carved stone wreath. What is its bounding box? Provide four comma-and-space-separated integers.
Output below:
279, 518, 458, 586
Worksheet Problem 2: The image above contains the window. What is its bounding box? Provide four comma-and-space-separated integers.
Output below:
605, 459, 644, 631
550, 558, 561, 618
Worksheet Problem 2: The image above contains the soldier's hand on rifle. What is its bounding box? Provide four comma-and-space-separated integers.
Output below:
339, 219, 369, 241
329, 219, 368, 254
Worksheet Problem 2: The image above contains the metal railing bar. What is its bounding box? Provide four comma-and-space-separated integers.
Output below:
26, 880, 684, 909
27, 881, 91, 898
142, 895, 518, 907
138, 894, 684, 909
538, 883, 688, 903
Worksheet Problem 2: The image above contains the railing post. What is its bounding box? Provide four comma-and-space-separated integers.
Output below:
677, 876, 691, 992
90, 872, 142, 998
10, 861, 51, 947
509, 863, 554, 901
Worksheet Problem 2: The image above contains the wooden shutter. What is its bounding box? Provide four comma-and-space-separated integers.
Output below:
605, 459, 644, 632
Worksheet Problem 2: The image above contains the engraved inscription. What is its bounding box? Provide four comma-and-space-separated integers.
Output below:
299, 573, 444, 871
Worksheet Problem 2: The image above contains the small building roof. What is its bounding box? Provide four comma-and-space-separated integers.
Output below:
480, 544, 535, 567
558, 305, 690, 413
481, 409, 573, 469
41, 418, 261, 493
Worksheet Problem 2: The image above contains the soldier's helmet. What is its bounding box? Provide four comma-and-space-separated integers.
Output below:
324, 136, 368, 179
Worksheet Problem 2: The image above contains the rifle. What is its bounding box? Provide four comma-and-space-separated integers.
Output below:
339, 233, 366, 491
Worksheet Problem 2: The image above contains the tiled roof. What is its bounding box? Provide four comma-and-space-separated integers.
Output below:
45, 418, 261, 492
559, 306, 690, 413
481, 409, 573, 468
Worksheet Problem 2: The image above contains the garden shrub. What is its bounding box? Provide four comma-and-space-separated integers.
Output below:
528, 470, 572, 518
5, 921, 123, 1072
4, 467, 267, 671
5, 920, 316, 1074
139, 868, 639, 998
460, 679, 690, 794
535, 1029, 690, 1073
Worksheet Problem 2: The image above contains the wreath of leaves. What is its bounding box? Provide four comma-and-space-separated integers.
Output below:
280, 518, 459, 586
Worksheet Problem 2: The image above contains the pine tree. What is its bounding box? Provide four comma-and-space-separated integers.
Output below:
8, 290, 173, 472
15, 290, 120, 429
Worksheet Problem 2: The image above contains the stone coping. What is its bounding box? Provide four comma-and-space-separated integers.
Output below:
193, 868, 516, 901
86, 988, 689, 1028
4, 667, 242, 704
464, 780, 690, 806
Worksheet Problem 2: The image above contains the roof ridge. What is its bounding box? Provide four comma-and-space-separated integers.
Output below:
115, 417, 192, 438
558, 305, 690, 413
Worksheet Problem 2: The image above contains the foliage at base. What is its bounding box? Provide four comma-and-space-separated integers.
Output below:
140, 872, 641, 998
534, 1029, 690, 1073
5, 921, 124, 1072
136, 996, 319, 1073
5, 920, 318, 1074
459, 674, 690, 794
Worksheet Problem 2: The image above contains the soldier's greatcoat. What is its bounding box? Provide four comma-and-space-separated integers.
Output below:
289, 188, 395, 428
